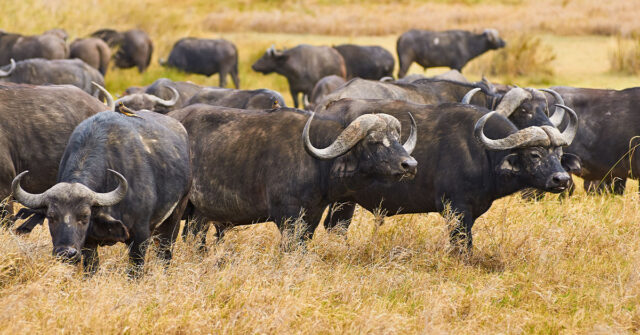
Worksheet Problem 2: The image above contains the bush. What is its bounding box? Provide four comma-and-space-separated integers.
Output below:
609, 34, 640, 74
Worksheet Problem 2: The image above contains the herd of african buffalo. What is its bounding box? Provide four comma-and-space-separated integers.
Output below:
0, 26, 634, 275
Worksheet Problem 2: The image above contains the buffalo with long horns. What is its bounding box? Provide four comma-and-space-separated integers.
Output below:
169, 104, 416, 245
12, 108, 191, 274
318, 98, 578, 250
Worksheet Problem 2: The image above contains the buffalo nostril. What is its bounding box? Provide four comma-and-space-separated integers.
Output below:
401, 158, 418, 171
55, 247, 78, 259
552, 173, 570, 185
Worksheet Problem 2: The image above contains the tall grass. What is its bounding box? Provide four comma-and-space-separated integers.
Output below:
609, 34, 640, 75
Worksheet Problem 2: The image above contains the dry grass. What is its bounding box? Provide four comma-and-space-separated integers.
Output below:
1, 1, 640, 333
609, 34, 640, 75
3, 182, 640, 333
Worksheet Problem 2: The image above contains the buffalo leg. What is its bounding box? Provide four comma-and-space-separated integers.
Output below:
446, 205, 475, 252
218, 69, 228, 88
323, 202, 356, 233
291, 89, 299, 108
127, 233, 150, 278
155, 195, 189, 263
82, 245, 100, 275
397, 52, 413, 78
612, 177, 627, 195
230, 63, 240, 89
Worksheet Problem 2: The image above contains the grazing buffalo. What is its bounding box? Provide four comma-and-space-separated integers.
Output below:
12, 109, 191, 274
306, 75, 346, 111
118, 78, 203, 113
169, 104, 416, 244
333, 44, 394, 80
160, 38, 239, 88
0, 58, 104, 97
320, 98, 577, 250
396, 29, 506, 78
543, 86, 640, 195
70, 38, 111, 75
91, 29, 153, 73
0, 29, 69, 66
186, 87, 286, 109
252, 44, 346, 108
0, 83, 105, 229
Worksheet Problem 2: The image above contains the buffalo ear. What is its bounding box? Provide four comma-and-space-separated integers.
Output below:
497, 153, 521, 175
330, 153, 358, 179
88, 212, 129, 244
561, 153, 582, 174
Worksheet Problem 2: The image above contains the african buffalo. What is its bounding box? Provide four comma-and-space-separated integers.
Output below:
169, 104, 416, 245
0, 58, 104, 97
186, 87, 286, 109
0, 29, 69, 66
160, 37, 239, 88
70, 38, 111, 75
320, 98, 577, 250
0, 83, 105, 228
543, 86, 640, 195
333, 44, 394, 80
252, 44, 346, 108
118, 78, 203, 113
305, 75, 346, 111
396, 29, 506, 78
12, 109, 191, 274
91, 29, 153, 73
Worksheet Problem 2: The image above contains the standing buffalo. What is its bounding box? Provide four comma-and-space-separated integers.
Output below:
306, 75, 346, 111
320, 98, 576, 250
543, 86, 640, 195
0, 58, 104, 97
333, 44, 394, 80
12, 110, 191, 274
396, 29, 506, 78
169, 105, 416, 244
160, 37, 239, 88
186, 87, 286, 109
0, 29, 69, 66
70, 38, 111, 75
118, 78, 203, 113
0, 83, 105, 228
252, 44, 346, 108
91, 29, 153, 73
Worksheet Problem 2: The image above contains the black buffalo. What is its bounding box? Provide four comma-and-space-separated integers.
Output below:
160, 37, 239, 88
306, 75, 346, 111
186, 87, 286, 109
0, 58, 104, 97
333, 44, 394, 80
118, 78, 203, 114
0, 83, 105, 228
252, 44, 346, 108
396, 29, 506, 78
12, 110, 191, 274
543, 86, 640, 195
70, 37, 111, 75
0, 29, 68, 66
91, 29, 153, 73
169, 104, 416, 244
320, 98, 577, 250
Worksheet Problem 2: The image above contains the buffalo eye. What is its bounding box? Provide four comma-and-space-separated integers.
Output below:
529, 151, 542, 160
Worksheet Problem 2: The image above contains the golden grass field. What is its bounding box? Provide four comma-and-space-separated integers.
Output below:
1, 0, 640, 333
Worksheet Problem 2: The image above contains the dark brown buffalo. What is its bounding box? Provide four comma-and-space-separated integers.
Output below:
252, 44, 346, 108
333, 44, 394, 80
91, 29, 153, 73
0, 29, 69, 66
305, 75, 346, 111
70, 38, 112, 75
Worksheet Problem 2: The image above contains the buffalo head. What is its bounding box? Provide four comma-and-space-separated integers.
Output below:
483, 29, 506, 49
12, 170, 129, 263
251, 45, 287, 74
303, 112, 418, 181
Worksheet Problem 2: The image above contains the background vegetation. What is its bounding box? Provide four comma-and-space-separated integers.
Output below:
1, 0, 640, 333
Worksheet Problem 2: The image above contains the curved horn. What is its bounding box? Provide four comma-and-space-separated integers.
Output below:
474, 112, 550, 150
553, 104, 578, 145
11, 171, 47, 209
267, 44, 275, 55
0, 59, 16, 77
92, 169, 128, 207
303, 113, 385, 160
461, 87, 481, 104
92, 82, 114, 110
540, 88, 565, 126
494, 87, 531, 117
146, 86, 179, 106
403, 112, 417, 155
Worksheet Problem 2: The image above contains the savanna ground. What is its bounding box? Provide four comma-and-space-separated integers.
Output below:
1, 0, 640, 333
